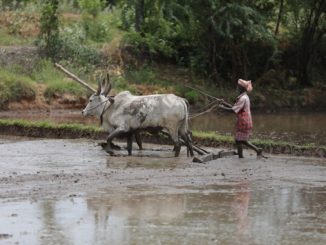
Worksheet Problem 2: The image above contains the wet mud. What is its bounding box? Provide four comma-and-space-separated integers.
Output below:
0, 136, 326, 244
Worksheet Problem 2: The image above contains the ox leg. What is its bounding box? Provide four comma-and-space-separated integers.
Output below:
104, 128, 127, 156
181, 133, 194, 157
169, 130, 181, 157
174, 142, 181, 157
127, 134, 133, 156
186, 131, 194, 157
135, 132, 143, 150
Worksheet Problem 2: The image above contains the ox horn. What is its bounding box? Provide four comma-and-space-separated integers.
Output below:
54, 63, 96, 93
100, 72, 112, 96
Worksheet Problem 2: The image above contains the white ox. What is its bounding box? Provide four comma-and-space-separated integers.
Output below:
82, 74, 193, 157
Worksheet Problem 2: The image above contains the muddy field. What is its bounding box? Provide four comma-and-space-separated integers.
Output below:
0, 136, 326, 245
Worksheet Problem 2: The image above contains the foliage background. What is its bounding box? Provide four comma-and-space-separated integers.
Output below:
0, 0, 325, 109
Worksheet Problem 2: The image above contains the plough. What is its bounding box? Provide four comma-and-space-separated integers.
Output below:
55, 63, 237, 163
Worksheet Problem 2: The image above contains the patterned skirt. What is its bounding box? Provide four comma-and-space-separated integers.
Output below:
235, 129, 252, 141
235, 110, 252, 141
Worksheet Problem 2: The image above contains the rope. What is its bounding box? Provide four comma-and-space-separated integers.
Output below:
84, 98, 110, 113
192, 99, 218, 113
184, 84, 225, 119
184, 84, 223, 102
189, 102, 220, 119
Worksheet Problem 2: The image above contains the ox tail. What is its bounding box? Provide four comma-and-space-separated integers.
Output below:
180, 98, 194, 157
183, 98, 193, 135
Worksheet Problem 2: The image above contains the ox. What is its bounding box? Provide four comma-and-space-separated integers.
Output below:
82, 74, 193, 157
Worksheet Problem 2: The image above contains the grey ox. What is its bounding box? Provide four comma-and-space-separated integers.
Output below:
82, 74, 194, 157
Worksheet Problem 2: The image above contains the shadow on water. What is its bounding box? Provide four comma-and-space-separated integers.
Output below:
1, 184, 326, 245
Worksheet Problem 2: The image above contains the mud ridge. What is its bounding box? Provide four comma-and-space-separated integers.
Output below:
0, 122, 325, 158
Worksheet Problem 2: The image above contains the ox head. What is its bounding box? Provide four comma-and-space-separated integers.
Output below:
82, 73, 112, 117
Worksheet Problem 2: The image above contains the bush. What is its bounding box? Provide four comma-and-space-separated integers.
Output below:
126, 68, 156, 84
124, 31, 175, 59
82, 16, 110, 42
38, 0, 60, 59
0, 68, 36, 109
184, 90, 199, 104
78, 0, 110, 43
0, 81, 10, 107
111, 75, 128, 91
78, 0, 104, 17
58, 25, 101, 68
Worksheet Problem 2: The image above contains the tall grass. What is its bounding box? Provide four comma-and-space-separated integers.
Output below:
31, 59, 89, 99
0, 28, 34, 45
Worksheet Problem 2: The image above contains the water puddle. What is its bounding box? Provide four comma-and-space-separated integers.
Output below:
1, 184, 326, 245
0, 137, 190, 174
0, 138, 106, 174
1, 137, 326, 244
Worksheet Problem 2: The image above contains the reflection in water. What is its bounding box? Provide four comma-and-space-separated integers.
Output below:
39, 201, 69, 245
232, 181, 251, 245
191, 112, 326, 145
1, 184, 326, 245
86, 194, 186, 244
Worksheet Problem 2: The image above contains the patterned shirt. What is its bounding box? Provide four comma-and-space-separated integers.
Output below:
232, 92, 253, 131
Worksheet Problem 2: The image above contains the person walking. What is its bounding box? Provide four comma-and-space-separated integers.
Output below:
219, 79, 262, 158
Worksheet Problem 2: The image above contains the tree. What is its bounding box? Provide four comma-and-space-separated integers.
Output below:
118, 0, 275, 84
197, 1, 274, 82
296, 0, 326, 86
275, 0, 284, 36
135, 0, 145, 32
39, 0, 60, 59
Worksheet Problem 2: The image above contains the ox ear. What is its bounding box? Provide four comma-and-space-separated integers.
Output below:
100, 73, 112, 96
108, 96, 115, 104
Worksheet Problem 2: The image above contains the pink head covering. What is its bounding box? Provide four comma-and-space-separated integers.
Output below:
238, 79, 253, 92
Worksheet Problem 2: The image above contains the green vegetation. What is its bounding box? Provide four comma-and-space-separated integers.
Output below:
117, 0, 325, 87
32, 59, 90, 99
0, 68, 36, 109
0, 28, 34, 45
0, 0, 324, 110
192, 131, 234, 144
0, 119, 102, 133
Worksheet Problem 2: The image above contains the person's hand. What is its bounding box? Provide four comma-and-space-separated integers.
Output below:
218, 104, 225, 109
221, 99, 232, 108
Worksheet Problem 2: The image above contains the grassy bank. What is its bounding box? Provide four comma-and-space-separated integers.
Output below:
0, 68, 36, 108
0, 119, 325, 158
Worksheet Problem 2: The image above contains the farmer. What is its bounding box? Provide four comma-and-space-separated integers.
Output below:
219, 79, 262, 158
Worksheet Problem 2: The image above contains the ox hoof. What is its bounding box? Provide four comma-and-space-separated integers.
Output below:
100, 142, 121, 151
174, 146, 181, 157
257, 148, 263, 157
105, 149, 115, 156
102, 144, 115, 156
